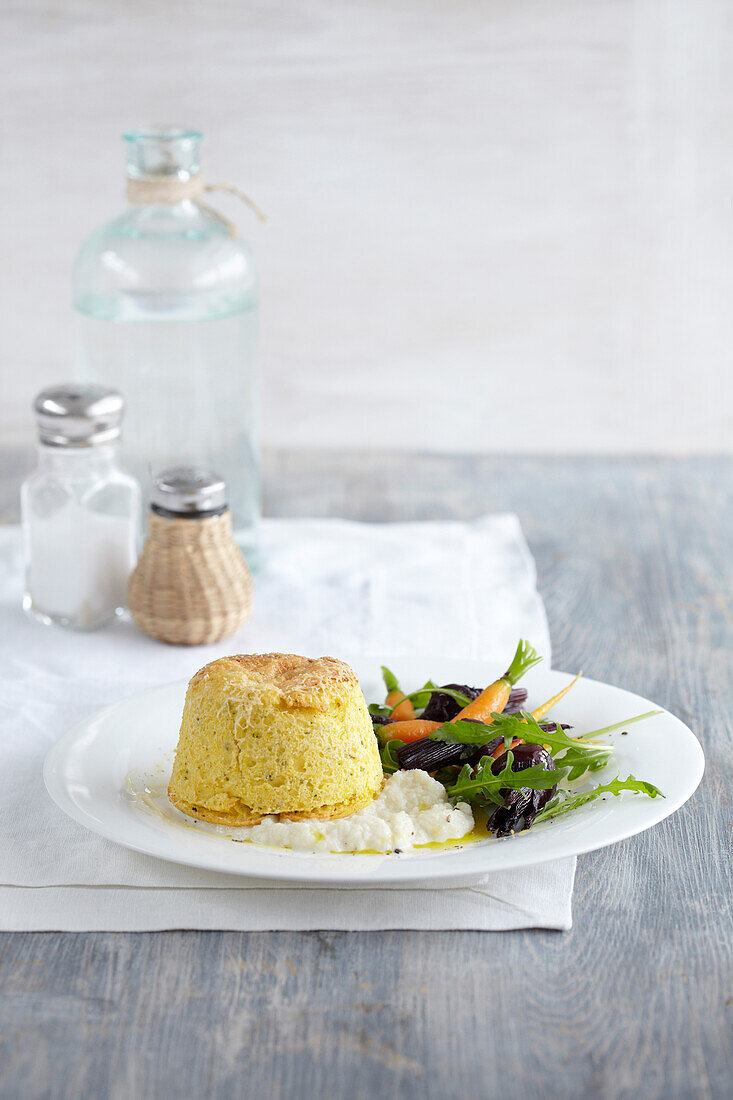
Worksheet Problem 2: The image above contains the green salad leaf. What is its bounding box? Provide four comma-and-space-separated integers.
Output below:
445, 750, 563, 808
429, 719, 500, 745
401, 680, 438, 712
379, 739, 404, 774
534, 775, 664, 824
381, 666, 401, 694
369, 702, 393, 719
486, 711, 616, 781
489, 711, 608, 758
553, 741, 614, 782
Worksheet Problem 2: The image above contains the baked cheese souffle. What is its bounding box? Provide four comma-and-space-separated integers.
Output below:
168, 653, 384, 826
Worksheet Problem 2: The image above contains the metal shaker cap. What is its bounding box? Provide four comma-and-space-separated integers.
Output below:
33, 384, 124, 447
151, 467, 228, 517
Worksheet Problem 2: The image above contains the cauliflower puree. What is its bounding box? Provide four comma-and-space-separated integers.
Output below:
238, 769, 474, 853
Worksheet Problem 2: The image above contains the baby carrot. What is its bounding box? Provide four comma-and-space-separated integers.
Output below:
384, 719, 441, 743
530, 672, 582, 722
381, 665, 417, 721
451, 640, 542, 725
385, 689, 416, 722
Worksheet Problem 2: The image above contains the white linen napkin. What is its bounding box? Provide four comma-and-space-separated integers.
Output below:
0, 516, 574, 931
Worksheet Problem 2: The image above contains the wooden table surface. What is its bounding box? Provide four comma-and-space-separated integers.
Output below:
0, 453, 730, 1100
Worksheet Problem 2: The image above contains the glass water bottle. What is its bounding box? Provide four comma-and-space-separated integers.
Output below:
72, 126, 260, 565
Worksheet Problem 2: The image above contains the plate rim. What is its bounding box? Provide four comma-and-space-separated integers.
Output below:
43, 664, 705, 885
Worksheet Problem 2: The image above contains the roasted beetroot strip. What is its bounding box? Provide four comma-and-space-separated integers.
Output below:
396, 735, 503, 771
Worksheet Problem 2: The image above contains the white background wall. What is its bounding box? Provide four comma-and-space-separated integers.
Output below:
2, 0, 731, 452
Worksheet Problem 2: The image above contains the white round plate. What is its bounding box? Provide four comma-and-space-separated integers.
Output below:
44, 658, 704, 885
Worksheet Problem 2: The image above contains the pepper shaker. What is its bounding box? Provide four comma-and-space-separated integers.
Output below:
128, 467, 252, 645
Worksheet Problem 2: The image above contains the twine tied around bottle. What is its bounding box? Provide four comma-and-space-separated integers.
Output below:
126, 175, 267, 237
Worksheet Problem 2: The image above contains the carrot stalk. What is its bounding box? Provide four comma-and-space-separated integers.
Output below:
530, 672, 582, 722
450, 640, 542, 726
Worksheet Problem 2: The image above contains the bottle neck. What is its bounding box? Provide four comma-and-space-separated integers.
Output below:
125, 177, 203, 207
124, 127, 202, 206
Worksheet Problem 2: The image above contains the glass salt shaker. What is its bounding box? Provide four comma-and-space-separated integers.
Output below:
21, 385, 140, 630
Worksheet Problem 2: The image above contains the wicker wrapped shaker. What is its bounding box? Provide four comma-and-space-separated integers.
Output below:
128, 467, 252, 645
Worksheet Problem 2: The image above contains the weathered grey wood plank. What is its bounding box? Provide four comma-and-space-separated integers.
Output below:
0, 454, 730, 1100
